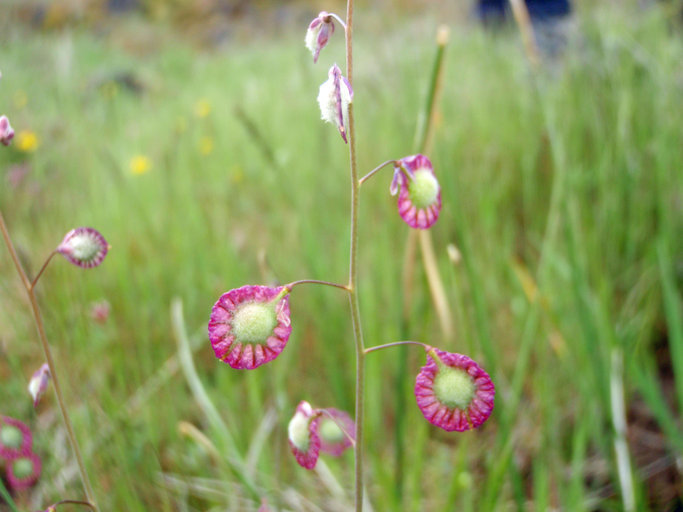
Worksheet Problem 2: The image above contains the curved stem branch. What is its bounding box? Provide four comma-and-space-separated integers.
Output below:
285, 279, 350, 292
358, 160, 397, 187
52, 500, 97, 511
30, 250, 57, 291
364, 340, 429, 355
328, 12, 347, 30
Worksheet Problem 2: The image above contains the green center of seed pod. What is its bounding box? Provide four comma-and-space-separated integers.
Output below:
0, 425, 23, 449
408, 170, 439, 209
12, 457, 34, 479
69, 235, 100, 261
433, 367, 475, 410
319, 418, 344, 443
232, 302, 277, 344
288, 412, 311, 452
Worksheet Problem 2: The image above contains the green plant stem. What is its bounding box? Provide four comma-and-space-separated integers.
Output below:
364, 340, 428, 355
285, 279, 350, 292
0, 211, 98, 511
51, 500, 97, 511
171, 298, 261, 501
344, 1, 366, 511
0, 479, 20, 512
397, 26, 451, 508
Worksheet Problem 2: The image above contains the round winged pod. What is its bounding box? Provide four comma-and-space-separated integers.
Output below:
391, 154, 442, 229
209, 285, 292, 370
415, 347, 495, 432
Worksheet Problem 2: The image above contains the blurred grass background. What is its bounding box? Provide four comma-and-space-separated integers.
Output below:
0, 0, 681, 510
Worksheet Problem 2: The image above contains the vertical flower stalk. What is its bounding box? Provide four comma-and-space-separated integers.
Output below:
340, 2, 367, 510
0, 214, 100, 511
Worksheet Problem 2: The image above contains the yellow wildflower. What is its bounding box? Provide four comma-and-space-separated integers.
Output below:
16, 130, 39, 153
194, 99, 211, 119
198, 136, 214, 156
130, 155, 151, 175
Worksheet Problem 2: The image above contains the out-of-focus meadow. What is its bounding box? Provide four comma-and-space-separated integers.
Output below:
1, 0, 681, 510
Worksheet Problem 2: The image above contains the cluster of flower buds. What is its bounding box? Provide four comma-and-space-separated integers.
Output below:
305, 11, 354, 144
287, 401, 355, 469
0, 416, 42, 490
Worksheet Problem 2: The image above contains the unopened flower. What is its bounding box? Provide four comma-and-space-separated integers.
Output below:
391, 154, 442, 229
287, 401, 321, 469
209, 285, 292, 370
16, 129, 39, 152
57, 227, 109, 268
318, 64, 353, 143
0, 115, 14, 146
0, 416, 32, 459
7, 452, 41, 490
318, 408, 354, 456
414, 347, 494, 432
28, 363, 51, 407
305, 12, 335, 63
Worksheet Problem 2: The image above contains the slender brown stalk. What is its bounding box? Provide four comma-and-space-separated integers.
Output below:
0, 212, 98, 510
358, 159, 396, 187
30, 250, 57, 290
343, 1, 367, 510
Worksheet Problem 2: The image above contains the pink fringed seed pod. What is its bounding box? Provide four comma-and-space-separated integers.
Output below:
57, 227, 109, 268
287, 401, 321, 470
7, 452, 41, 490
0, 416, 32, 460
209, 285, 292, 370
391, 154, 442, 229
318, 408, 354, 456
415, 347, 495, 432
